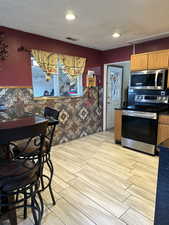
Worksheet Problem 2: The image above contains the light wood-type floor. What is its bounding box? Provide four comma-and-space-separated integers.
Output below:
16, 131, 159, 225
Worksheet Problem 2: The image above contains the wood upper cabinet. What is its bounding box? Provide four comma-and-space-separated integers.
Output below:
148, 51, 169, 70
131, 53, 148, 71
131, 50, 169, 71
114, 109, 122, 143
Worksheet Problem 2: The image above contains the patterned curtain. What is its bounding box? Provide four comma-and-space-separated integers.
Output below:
60, 55, 86, 78
31, 49, 58, 80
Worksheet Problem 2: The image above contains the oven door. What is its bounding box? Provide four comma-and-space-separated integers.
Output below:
122, 110, 158, 155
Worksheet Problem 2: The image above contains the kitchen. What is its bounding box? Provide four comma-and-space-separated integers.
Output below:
114, 50, 169, 154
104, 49, 169, 225
111, 50, 169, 225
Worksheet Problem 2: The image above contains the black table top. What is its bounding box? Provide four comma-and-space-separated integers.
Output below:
0, 115, 48, 156
0, 111, 59, 126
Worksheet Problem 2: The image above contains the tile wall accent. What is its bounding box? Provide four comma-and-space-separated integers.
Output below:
0, 87, 103, 145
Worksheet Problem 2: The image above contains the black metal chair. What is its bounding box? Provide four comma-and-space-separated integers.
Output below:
0, 119, 48, 225
13, 107, 59, 215
41, 107, 59, 205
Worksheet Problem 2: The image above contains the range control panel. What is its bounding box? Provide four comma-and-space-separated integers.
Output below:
135, 95, 169, 104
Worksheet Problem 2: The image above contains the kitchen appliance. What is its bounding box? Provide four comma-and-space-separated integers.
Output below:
122, 110, 158, 155
122, 90, 169, 155
130, 69, 168, 90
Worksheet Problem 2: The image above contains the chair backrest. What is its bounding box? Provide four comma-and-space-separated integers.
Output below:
44, 107, 59, 121
44, 107, 60, 149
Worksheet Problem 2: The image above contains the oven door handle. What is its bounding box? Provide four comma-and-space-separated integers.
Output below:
122, 110, 157, 119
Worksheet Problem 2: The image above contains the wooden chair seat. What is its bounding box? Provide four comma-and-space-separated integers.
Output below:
1, 174, 37, 193
0, 159, 37, 192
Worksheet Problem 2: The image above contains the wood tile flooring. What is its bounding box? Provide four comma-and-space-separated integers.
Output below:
17, 131, 159, 225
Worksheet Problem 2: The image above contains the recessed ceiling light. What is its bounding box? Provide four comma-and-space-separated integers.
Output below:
65, 11, 76, 21
112, 32, 120, 38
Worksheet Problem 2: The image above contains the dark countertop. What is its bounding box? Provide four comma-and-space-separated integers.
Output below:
115, 106, 169, 115
159, 111, 169, 115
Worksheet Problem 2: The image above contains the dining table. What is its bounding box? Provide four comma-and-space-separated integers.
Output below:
0, 112, 48, 225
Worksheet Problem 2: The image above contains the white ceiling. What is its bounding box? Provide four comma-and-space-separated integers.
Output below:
1, 0, 169, 50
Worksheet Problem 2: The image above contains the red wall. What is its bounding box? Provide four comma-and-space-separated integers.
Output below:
136, 37, 169, 53
102, 46, 133, 64
1, 26, 169, 87
0, 27, 102, 86
102, 37, 169, 64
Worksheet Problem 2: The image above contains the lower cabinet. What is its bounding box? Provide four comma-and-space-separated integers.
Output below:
114, 109, 122, 144
157, 115, 169, 144
157, 124, 169, 144
114, 113, 169, 146
114, 112, 169, 146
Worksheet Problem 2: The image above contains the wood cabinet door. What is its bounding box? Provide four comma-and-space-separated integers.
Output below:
148, 52, 169, 69
159, 115, 169, 125
157, 124, 169, 145
131, 54, 148, 71
167, 71, 169, 88
114, 109, 122, 143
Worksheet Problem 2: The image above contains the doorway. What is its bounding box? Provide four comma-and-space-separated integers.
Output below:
103, 61, 130, 131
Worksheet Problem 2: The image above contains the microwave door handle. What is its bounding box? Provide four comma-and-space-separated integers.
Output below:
163, 71, 166, 88
155, 71, 158, 88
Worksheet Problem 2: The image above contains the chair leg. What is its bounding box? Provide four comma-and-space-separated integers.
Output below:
24, 191, 27, 219
8, 209, 17, 225
31, 195, 39, 225
8, 211, 17, 225
40, 159, 45, 191
31, 183, 44, 225
34, 195, 43, 225
46, 157, 56, 205
8, 195, 17, 225
49, 184, 56, 205
37, 191, 44, 219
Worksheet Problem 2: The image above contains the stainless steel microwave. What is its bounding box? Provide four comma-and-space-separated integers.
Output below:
130, 69, 168, 90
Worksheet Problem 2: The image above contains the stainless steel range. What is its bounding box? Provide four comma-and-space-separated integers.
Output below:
122, 90, 169, 155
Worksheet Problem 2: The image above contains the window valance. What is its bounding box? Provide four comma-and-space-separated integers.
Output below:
31, 49, 86, 80
31, 49, 58, 80
60, 55, 86, 77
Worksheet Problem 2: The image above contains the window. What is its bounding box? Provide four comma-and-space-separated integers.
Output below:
32, 58, 83, 98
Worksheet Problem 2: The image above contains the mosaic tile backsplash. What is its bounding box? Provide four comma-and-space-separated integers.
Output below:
0, 87, 103, 145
